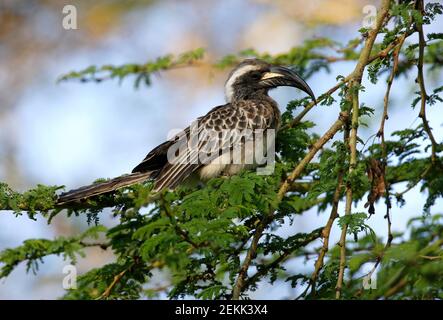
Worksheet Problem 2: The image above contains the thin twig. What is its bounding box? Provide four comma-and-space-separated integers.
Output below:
283, 78, 350, 130
336, 93, 357, 299
335, 0, 391, 299
160, 194, 201, 249
365, 29, 408, 285
393, 11, 437, 201
79, 241, 110, 250
98, 267, 130, 300
377, 34, 407, 138
243, 228, 323, 290
416, 0, 438, 163
373, 239, 443, 299
384, 277, 408, 298
419, 255, 442, 260
278, 112, 349, 201
309, 143, 346, 295
283, 28, 416, 131
395, 164, 431, 197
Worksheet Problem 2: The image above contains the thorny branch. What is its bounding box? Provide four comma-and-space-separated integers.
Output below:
335, 0, 390, 299
243, 227, 323, 290
97, 266, 131, 300
160, 195, 202, 249
373, 238, 443, 299
391, 0, 440, 211
231, 112, 349, 299
416, 0, 439, 164
366, 18, 412, 288
309, 132, 347, 296
284, 24, 416, 131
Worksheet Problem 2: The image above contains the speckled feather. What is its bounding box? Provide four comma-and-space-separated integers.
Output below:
150, 98, 281, 191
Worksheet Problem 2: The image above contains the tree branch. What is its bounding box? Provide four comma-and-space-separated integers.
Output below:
231, 111, 349, 300
243, 228, 323, 291
310, 144, 346, 295
335, 0, 391, 299
97, 267, 130, 300
366, 24, 410, 289
160, 195, 202, 249
416, 0, 439, 164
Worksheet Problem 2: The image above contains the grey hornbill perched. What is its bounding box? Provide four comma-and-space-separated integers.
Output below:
57, 59, 315, 205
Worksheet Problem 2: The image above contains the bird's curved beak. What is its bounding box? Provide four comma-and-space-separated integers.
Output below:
260, 66, 316, 103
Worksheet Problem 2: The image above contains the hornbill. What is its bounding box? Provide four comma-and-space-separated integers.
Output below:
57, 59, 315, 205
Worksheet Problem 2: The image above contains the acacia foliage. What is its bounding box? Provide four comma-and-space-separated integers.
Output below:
1, 0, 443, 299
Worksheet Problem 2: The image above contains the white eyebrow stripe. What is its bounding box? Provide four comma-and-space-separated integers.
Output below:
224, 65, 261, 102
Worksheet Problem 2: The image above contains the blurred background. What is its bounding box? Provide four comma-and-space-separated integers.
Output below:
0, 0, 442, 299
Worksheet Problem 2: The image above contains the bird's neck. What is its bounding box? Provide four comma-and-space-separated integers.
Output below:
231, 90, 280, 123
230, 88, 271, 103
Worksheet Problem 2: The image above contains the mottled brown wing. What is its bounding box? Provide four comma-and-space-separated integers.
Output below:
151, 101, 277, 191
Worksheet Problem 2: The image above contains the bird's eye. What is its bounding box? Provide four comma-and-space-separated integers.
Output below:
250, 71, 262, 80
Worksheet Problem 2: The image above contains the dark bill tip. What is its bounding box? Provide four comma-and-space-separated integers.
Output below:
267, 66, 316, 102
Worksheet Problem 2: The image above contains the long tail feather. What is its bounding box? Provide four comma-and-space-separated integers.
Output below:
57, 172, 152, 205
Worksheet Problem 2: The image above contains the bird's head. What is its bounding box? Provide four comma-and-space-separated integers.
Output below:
224, 59, 315, 103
